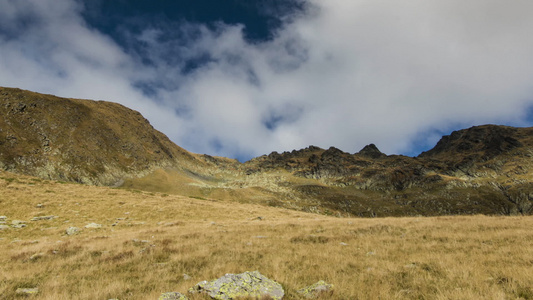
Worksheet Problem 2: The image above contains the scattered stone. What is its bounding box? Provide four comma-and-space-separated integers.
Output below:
36, 203, 44, 208
0, 225, 9, 230
297, 281, 334, 299
11, 220, 25, 225
159, 292, 189, 300
16, 287, 39, 295
366, 251, 376, 256
41, 227, 58, 231
256, 216, 264, 221
66, 227, 80, 235
31, 215, 56, 221
183, 273, 192, 281
0, 216, 7, 221
30, 253, 45, 261
189, 271, 284, 300
85, 223, 102, 229
404, 263, 417, 269
11, 223, 27, 229
0, 221, 6, 224
253, 236, 267, 239
132, 239, 150, 244
340, 242, 348, 246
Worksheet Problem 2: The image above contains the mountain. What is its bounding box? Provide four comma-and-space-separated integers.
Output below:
0, 87, 204, 185
242, 124, 533, 216
1, 87, 532, 216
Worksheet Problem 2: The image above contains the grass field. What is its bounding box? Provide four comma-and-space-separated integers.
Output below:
1, 170, 533, 299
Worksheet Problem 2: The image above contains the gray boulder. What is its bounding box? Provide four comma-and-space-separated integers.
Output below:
189, 271, 284, 300
66, 227, 80, 235
11, 220, 27, 229
297, 281, 334, 299
0, 225, 9, 230
158, 292, 189, 300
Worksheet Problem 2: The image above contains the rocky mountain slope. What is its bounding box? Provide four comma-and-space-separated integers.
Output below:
238, 125, 533, 216
1, 87, 532, 216
0, 87, 204, 185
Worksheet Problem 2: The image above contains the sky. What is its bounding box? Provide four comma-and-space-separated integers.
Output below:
1, 0, 533, 161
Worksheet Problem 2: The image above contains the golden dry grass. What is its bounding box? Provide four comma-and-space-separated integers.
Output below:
1, 170, 533, 299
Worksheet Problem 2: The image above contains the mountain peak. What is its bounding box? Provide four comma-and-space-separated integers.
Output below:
357, 144, 386, 159
418, 125, 528, 160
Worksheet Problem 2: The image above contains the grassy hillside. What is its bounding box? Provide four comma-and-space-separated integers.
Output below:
2, 170, 533, 299
0, 87, 201, 185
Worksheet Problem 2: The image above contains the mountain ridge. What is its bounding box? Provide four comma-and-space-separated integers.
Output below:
1, 87, 532, 217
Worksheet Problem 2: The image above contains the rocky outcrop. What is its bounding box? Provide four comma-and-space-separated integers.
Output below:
357, 144, 386, 159
239, 125, 533, 217
419, 125, 525, 160
158, 292, 188, 300
189, 271, 284, 300
31, 215, 56, 221
66, 227, 80, 235
297, 281, 334, 298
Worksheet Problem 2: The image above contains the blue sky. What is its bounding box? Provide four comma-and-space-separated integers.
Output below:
1, 0, 533, 161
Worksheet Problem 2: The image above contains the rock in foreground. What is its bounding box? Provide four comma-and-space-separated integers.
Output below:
189, 271, 284, 300
297, 280, 334, 298
158, 292, 189, 300
66, 227, 80, 235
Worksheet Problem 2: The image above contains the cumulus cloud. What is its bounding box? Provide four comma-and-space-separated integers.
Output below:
1, 0, 533, 160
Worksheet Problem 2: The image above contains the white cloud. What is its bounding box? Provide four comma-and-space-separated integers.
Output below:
0, 0, 186, 142
1, 0, 533, 160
